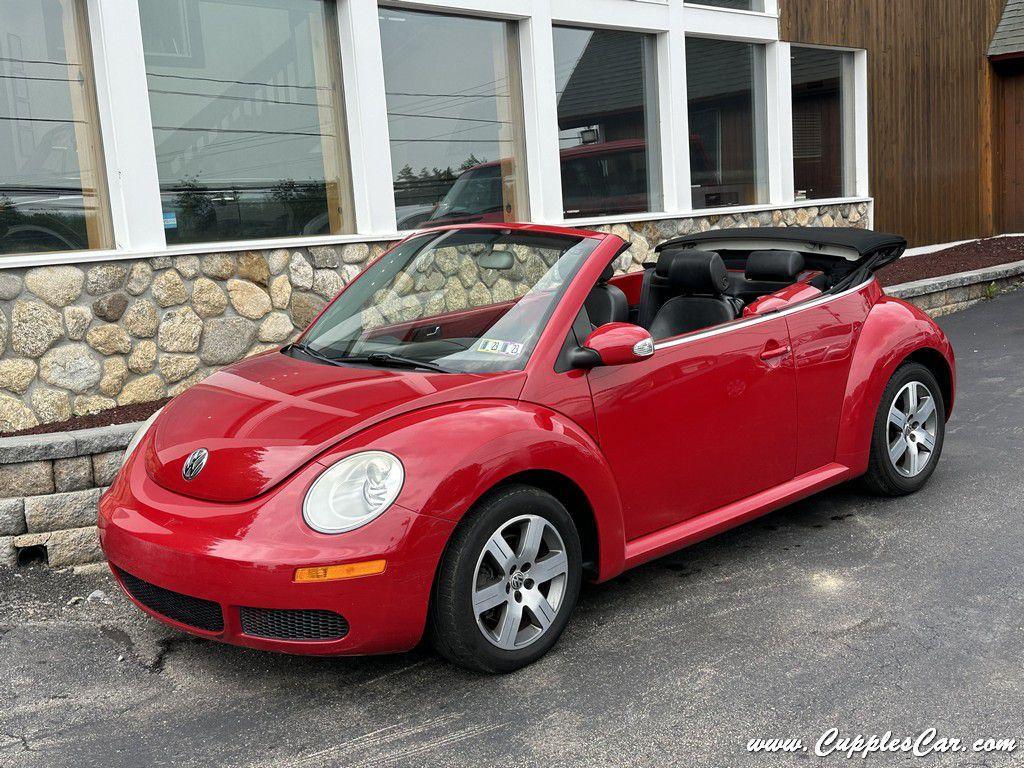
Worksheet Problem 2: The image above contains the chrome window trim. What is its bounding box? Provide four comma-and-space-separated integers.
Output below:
653, 277, 870, 352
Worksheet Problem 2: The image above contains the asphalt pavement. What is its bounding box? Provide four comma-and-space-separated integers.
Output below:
2, 289, 1023, 768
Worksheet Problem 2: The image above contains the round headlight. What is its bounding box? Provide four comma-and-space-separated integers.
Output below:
303, 451, 404, 534
121, 407, 163, 467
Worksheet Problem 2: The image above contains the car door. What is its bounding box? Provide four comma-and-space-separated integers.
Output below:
587, 316, 798, 541
783, 287, 873, 474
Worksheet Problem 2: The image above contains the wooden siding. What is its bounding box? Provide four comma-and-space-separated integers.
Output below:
780, 0, 1005, 246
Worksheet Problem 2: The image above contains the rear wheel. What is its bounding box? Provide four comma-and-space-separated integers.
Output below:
431, 485, 582, 673
863, 362, 945, 496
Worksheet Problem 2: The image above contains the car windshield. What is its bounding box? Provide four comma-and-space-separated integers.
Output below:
298, 229, 598, 373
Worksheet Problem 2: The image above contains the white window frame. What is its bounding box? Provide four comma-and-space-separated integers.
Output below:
788, 42, 868, 202
2, 0, 870, 270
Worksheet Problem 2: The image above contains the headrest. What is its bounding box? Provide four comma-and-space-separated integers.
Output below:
745, 250, 805, 282
599, 263, 614, 283
655, 250, 729, 296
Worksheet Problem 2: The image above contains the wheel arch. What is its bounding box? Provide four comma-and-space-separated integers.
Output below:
834, 296, 956, 473
483, 469, 600, 580
905, 346, 954, 419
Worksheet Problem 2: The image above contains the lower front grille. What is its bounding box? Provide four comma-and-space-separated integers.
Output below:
115, 567, 224, 633
239, 607, 349, 641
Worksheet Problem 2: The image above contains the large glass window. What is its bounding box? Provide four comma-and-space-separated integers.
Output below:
553, 27, 661, 219
791, 46, 852, 200
379, 9, 527, 230
686, 37, 767, 208
138, 0, 353, 245
0, 0, 111, 255
684, 0, 765, 11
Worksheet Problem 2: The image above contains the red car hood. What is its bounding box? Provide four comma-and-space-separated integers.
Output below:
144, 352, 526, 503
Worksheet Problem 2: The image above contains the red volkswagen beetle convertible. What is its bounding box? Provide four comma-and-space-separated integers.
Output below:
99, 223, 955, 672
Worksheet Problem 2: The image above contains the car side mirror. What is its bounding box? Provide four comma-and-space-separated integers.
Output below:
570, 322, 655, 368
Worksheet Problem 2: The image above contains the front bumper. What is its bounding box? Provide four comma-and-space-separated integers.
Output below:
98, 456, 454, 656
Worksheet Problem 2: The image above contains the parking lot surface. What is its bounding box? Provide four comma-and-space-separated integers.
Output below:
2, 290, 1023, 768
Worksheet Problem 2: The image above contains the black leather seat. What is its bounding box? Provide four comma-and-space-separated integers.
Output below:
746, 249, 804, 282
728, 249, 806, 303
583, 264, 628, 329
643, 250, 742, 340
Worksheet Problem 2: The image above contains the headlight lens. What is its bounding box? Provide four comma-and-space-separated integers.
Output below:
121, 407, 163, 467
303, 451, 404, 534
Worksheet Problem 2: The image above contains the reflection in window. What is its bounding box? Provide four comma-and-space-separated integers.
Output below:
379, 9, 527, 230
792, 47, 851, 200
554, 27, 661, 218
0, 0, 111, 255
138, 0, 353, 245
686, 37, 766, 209
683, 0, 764, 11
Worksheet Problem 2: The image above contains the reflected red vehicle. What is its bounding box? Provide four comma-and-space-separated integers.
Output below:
100, 223, 955, 672
416, 139, 663, 227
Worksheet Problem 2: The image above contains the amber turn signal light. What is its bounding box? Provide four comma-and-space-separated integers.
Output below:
294, 559, 386, 583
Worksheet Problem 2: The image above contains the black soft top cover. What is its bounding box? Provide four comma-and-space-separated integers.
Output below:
656, 226, 906, 264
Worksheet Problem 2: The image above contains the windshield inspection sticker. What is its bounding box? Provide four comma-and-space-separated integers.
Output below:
477, 338, 524, 357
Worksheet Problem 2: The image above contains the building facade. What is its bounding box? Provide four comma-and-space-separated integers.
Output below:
781, 0, 1024, 246
0, 0, 893, 431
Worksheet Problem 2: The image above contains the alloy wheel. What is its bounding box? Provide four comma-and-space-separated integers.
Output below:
886, 381, 939, 477
472, 514, 569, 650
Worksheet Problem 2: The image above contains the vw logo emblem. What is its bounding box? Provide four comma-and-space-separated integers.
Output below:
182, 448, 209, 481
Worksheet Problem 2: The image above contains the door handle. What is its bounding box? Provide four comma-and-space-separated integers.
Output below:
759, 343, 791, 361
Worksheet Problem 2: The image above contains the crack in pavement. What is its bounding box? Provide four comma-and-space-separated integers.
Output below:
149, 635, 193, 674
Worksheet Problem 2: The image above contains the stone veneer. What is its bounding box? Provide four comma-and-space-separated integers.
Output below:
0, 202, 868, 432
0, 421, 135, 566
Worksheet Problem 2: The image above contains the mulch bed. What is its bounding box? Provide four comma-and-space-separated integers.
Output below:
876, 235, 1024, 287
3, 235, 1022, 438
5, 398, 170, 439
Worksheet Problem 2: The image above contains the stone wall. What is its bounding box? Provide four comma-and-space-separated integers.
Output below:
0, 202, 868, 432
0, 421, 136, 566
887, 258, 1024, 316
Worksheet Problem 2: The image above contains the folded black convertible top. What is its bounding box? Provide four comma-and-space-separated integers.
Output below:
656, 226, 906, 263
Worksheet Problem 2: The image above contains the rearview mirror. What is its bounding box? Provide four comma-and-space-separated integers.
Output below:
570, 322, 655, 368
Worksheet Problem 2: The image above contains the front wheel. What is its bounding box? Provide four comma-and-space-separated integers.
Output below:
863, 362, 945, 496
430, 485, 582, 673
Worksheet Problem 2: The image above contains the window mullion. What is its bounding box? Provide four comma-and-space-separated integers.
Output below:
519, 5, 563, 224
851, 50, 869, 198
86, 0, 165, 251
766, 40, 793, 204
661, 3, 690, 213
338, 0, 397, 234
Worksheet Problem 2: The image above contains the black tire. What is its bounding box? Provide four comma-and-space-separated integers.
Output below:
863, 362, 946, 496
430, 485, 582, 674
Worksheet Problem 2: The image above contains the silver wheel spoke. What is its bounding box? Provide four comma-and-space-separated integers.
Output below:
889, 436, 908, 465
530, 550, 568, 585
906, 383, 919, 414
888, 405, 908, 430
473, 581, 507, 615
495, 601, 523, 648
917, 428, 936, 452
518, 516, 546, 562
914, 396, 936, 425
525, 591, 557, 631
906, 441, 920, 475
484, 533, 515, 572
